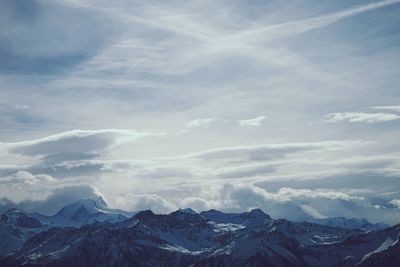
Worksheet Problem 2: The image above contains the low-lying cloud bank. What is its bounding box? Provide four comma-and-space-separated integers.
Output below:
117, 182, 400, 225
2, 182, 399, 225
0, 130, 399, 224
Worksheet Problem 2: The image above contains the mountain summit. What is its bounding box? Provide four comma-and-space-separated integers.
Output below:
55, 197, 109, 219
32, 197, 134, 227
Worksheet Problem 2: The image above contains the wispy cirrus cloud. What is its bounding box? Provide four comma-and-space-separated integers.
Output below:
186, 118, 216, 128
373, 105, 400, 112
4, 129, 159, 157
326, 112, 400, 123
238, 116, 266, 128
237, 0, 400, 42
181, 140, 367, 162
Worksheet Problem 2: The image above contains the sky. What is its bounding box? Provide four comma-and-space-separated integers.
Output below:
0, 0, 400, 224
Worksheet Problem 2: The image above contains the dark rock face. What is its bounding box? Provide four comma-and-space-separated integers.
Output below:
0, 206, 398, 267
1, 209, 42, 228
0, 209, 43, 256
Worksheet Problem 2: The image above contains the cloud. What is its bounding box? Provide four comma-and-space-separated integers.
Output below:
178, 118, 216, 135
175, 183, 400, 224
0, 129, 161, 179
0, 0, 117, 74
179, 197, 216, 212
255, 172, 400, 198
389, 199, 400, 208
183, 140, 366, 162
6, 129, 153, 157
191, 183, 364, 220
0, 184, 104, 215
326, 112, 400, 123
373, 105, 400, 113
115, 193, 176, 214
28, 160, 106, 179
239, 0, 400, 42
273, 187, 363, 202
213, 163, 275, 179
0, 170, 55, 186
207, 153, 400, 181
215, 184, 362, 207
238, 116, 266, 128
31, 184, 104, 214
131, 166, 193, 180
186, 118, 216, 128
95, 0, 400, 78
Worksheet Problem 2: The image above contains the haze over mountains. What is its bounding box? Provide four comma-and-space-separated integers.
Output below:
1, 197, 398, 267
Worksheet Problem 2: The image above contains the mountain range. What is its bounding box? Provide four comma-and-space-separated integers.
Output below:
0, 198, 398, 267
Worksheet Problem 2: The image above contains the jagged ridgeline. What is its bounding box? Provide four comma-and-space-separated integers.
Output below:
0, 198, 399, 267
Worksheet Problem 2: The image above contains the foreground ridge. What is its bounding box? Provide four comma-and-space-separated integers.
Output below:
0, 203, 398, 267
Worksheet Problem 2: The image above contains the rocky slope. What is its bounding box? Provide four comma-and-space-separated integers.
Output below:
0, 203, 398, 267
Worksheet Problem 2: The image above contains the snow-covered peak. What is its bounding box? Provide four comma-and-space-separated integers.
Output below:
96, 196, 108, 208
55, 198, 106, 218
38, 198, 131, 226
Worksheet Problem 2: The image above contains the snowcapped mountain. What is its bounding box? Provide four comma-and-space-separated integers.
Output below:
0, 204, 398, 267
0, 197, 135, 257
32, 197, 135, 227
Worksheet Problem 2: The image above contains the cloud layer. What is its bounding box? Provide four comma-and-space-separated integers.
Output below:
1, 129, 399, 224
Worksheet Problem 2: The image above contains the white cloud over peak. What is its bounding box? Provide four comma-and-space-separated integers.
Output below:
115, 193, 176, 214
0, 184, 104, 215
